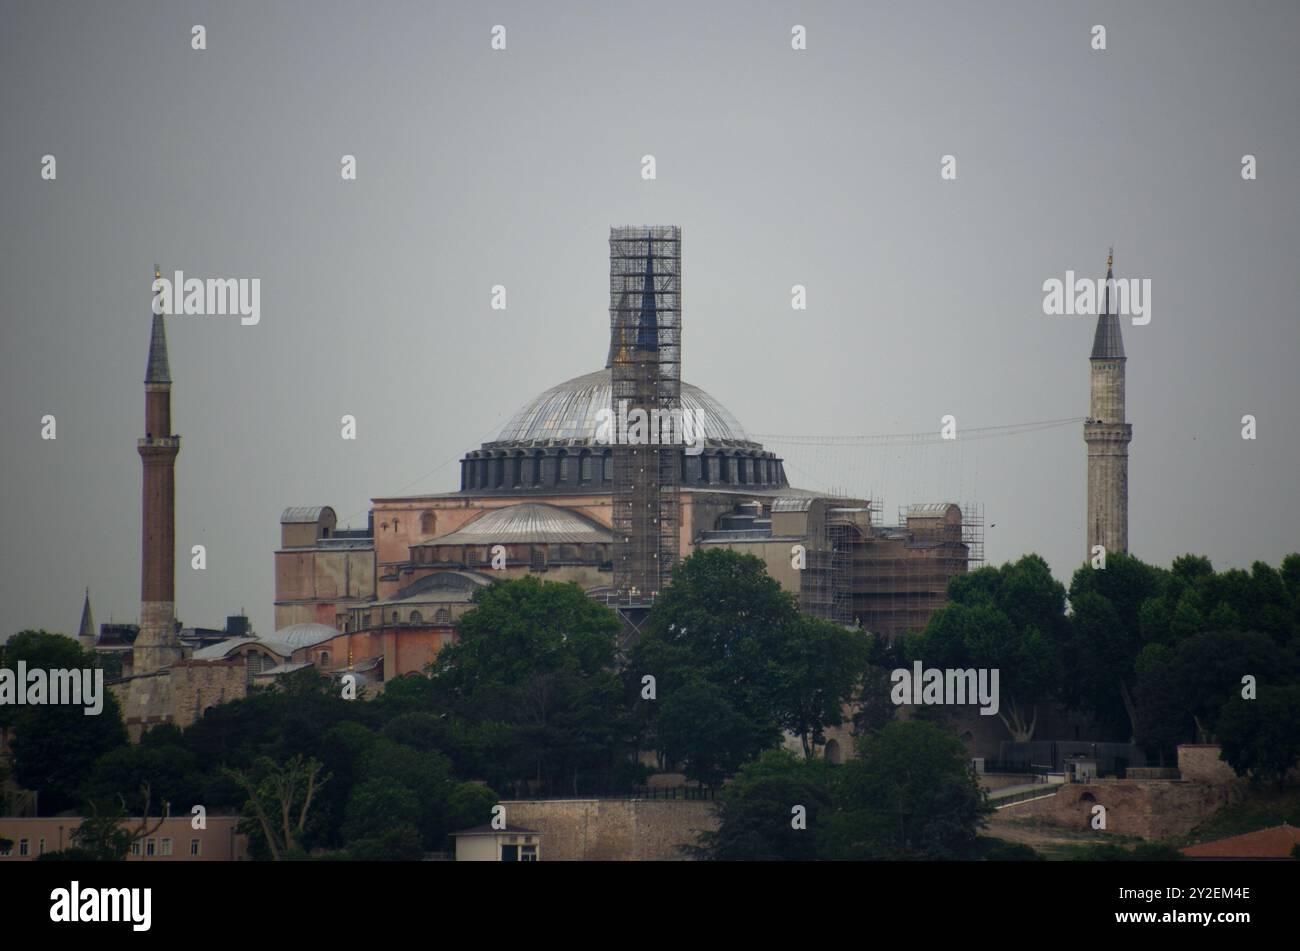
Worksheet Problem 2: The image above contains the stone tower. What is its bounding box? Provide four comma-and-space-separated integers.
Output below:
1084, 250, 1132, 559
135, 266, 183, 671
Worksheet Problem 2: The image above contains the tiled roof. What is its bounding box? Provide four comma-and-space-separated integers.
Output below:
1181, 824, 1300, 859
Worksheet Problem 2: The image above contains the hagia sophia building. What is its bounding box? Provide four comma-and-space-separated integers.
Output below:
101, 230, 998, 736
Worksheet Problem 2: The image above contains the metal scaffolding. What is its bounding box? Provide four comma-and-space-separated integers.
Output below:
609, 226, 681, 606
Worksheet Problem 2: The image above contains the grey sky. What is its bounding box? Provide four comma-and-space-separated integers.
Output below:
2, 0, 1297, 639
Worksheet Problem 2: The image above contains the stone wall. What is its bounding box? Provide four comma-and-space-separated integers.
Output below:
997, 780, 1231, 840
111, 661, 249, 741
1176, 744, 1241, 785
498, 799, 718, 861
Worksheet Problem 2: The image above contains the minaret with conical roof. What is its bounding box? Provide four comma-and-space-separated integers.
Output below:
1084, 249, 1132, 558
136, 266, 183, 671
77, 588, 96, 650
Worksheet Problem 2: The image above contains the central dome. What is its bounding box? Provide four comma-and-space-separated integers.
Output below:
488, 368, 757, 449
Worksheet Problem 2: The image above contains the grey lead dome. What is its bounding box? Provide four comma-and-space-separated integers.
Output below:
487, 368, 758, 449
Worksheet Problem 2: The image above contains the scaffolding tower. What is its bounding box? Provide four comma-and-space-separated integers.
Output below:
609, 226, 681, 608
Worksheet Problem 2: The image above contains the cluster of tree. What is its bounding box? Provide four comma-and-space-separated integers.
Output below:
693, 721, 993, 860
3, 550, 898, 857
411, 552, 894, 794
906, 551, 1300, 787
2, 633, 499, 859
11, 544, 1297, 860
628, 548, 887, 783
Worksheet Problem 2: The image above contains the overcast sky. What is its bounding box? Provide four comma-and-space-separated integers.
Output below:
2, 0, 1297, 639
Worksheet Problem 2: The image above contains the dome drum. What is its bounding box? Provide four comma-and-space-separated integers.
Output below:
460, 445, 786, 494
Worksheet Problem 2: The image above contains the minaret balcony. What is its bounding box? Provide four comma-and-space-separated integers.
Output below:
138, 436, 181, 450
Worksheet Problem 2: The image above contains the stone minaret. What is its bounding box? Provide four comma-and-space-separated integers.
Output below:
1084, 250, 1132, 558
136, 266, 183, 671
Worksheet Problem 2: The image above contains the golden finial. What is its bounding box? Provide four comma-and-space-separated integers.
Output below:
154, 263, 161, 281
1107, 246, 1113, 269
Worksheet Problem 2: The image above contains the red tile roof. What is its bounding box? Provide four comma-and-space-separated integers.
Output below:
1181, 824, 1300, 859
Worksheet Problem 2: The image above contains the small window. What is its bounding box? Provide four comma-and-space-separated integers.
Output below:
160, 838, 173, 856
190, 838, 201, 857
580, 454, 593, 482
18, 839, 29, 857
435, 608, 451, 623
530, 548, 547, 571
319, 651, 330, 666
38, 838, 46, 855
392, 611, 399, 624
409, 611, 422, 624
130, 840, 141, 856
520, 844, 538, 862
0, 840, 10, 856
146, 838, 156, 857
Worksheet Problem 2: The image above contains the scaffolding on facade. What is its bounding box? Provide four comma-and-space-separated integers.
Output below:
609, 226, 681, 608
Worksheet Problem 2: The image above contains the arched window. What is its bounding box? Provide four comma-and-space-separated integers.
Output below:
392, 611, 400, 624
533, 451, 544, 486
319, 651, 330, 666
558, 452, 569, 483
435, 608, 451, 623
580, 452, 593, 483
409, 610, 423, 624
603, 451, 613, 481
421, 511, 436, 535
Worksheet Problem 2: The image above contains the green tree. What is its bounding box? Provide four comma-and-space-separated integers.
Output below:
657, 681, 772, 786
913, 555, 1067, 742
819, 721, 991, 860
1218, 685, 1300, 791
445, 782, 499, 833
691, 749, 833, 861
773, 615, 873, 757
429, 576, 629, 793
1133, 645, 1186, 765
225, 755, 329, 861
635, 549, 798, 722
1, 631, 128, 812
1170, 630, 1295, 742
342, 778, 421, 843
